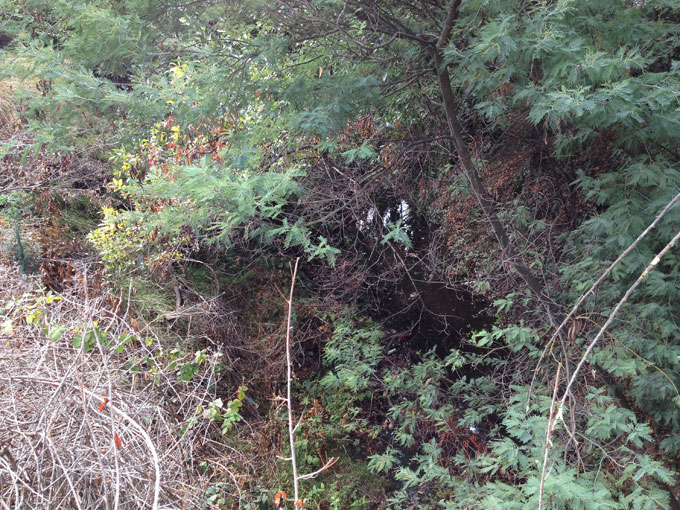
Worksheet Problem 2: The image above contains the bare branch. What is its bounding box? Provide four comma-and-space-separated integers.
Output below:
285, 257, 301, 502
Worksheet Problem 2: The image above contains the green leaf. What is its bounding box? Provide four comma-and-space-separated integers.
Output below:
48, 325, 66, 342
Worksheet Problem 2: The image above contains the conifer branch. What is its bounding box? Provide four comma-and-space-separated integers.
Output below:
539, 227, 680, 510
559, 227, 680, 412
529, 190, 680, 409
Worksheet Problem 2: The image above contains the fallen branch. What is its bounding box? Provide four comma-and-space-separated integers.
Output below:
538, 363, 561, 510
285, 258, 301, 503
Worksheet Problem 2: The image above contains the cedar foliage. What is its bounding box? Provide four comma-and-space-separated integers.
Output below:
2, 0, 680, 508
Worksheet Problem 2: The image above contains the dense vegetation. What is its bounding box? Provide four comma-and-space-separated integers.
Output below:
1, 0, 680, 508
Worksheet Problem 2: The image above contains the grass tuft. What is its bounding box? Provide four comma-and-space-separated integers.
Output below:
0, 81, 19, 140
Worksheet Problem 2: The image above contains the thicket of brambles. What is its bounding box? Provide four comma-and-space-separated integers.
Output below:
1, 0, 680, 508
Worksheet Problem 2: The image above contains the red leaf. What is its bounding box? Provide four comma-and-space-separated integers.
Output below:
274, 490, 287, 508
113, 434, 122, 449
98, 398, 109, 412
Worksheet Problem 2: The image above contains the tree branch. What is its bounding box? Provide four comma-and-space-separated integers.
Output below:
538, 227, 680, 510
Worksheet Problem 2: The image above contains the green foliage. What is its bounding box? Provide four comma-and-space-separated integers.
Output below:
56, 195, 102, 236
203, 481, 233, 508
321, 317, 385, 394
380, 219, 412, 250
5, 0, 680, 506
0, 191, 32, 222
88, 207, 151, 273
202, 385, 248, 435
72, 323, 110, 352
0, 191, 39, 273
438, 0, 680, 501
92, 115, 346, 272
341, 141, 378, 165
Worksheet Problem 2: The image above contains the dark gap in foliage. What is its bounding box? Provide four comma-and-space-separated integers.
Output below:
378, 276, 491, 358
362, 198, 493, 357
0, 33, 11, 48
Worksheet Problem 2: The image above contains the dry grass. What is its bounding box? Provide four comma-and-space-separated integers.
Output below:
0, 261, 254, 509
0, 81, 20, 140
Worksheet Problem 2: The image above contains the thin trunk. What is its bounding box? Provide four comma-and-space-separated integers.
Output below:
433, 0, 548, 305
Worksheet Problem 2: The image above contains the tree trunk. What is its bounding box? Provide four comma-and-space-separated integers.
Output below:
432, 0, 548, 305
